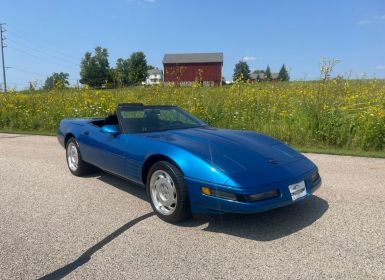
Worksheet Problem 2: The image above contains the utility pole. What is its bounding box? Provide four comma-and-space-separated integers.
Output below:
0, 23, 7, 93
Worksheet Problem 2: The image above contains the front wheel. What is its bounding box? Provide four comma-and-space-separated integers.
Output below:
146, 161, 191, 223
66, 138, 94, 176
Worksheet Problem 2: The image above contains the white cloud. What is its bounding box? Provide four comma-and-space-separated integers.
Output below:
375, 65, 385, 70
242, 56, 261, 62
357, 15, 385, 25
243, 56, 256, 61
357, 19, 371, 25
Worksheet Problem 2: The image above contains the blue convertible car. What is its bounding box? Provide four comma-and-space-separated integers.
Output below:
58, 103, 321, 223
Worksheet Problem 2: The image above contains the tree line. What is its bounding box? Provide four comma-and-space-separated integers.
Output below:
43, 47, 290, 90
233, 61, 290, 82
44, 46, 151, 90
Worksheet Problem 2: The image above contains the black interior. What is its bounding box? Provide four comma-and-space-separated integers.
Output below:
91, 110, 163, 133
105, 115, 119, 125
90, 114, 119, 127
124, 118, 144, 133
90, 108, 201, 133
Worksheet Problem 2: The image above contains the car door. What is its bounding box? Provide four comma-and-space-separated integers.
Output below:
79, 125, 128, 177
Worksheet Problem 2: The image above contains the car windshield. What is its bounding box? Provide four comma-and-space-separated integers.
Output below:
117, 106, 207, 133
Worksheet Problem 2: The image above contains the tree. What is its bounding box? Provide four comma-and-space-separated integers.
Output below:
80, 46, 110, 88
111, 52, 149, 87
29, 82, 36, 91
127, 51, 148, 85
113, 58, 130, 86
233, 61, 250, 81
43, 72, 70, 90
265, 65, 272, 81
277, 64, 290, 81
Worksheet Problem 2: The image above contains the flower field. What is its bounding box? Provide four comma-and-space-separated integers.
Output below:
1, 79, 384, 152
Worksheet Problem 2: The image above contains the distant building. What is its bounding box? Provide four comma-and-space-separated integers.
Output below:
250, 73, 265, 81
163, 52, 223, 86
144, 68, 163, 85
249, 72, 279, 82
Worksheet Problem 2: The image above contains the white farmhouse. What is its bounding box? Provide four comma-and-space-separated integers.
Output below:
145, 68, 163, 85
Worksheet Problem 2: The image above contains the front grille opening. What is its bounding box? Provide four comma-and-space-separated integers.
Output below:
238, 190, 280, 203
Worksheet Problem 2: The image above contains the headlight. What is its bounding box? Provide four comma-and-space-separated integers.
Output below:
201, 187, 280, 202
311, 171, 321, 185
201, 187, 237, 201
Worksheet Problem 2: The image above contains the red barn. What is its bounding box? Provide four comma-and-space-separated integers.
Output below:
163, 52, 223, 86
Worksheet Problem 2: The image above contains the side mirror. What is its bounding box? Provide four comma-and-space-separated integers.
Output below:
101, 125, 119, 134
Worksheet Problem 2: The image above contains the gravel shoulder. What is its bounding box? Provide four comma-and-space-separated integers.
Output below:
0, 133, 384, 279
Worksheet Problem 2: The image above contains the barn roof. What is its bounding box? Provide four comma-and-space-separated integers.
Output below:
163, 52, 223, 64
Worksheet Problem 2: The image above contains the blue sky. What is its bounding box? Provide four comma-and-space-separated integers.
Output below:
1, 0, 385, 88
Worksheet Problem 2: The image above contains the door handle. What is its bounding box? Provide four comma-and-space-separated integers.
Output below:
84, 131, 90, 136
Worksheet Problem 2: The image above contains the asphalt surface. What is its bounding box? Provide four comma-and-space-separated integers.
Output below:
0, 133, 384, 280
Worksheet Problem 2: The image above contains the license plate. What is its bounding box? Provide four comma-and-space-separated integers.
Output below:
288, 181, 307, 201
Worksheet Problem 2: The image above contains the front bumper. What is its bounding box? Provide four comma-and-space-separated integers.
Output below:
57, 130, 65, 148
185, 169, 322, 215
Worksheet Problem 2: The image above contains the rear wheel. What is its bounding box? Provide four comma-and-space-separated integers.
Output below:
66, 137, 94, 176
146, 161, 191, 223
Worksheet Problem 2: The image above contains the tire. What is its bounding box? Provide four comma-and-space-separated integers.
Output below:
66, 137, 94, 176
146, 161, 191, 223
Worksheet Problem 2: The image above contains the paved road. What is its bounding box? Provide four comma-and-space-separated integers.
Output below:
0, 133, 384, 279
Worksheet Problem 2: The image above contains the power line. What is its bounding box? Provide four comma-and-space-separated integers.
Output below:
8, 45, 77, 70
7, 29, 79, 62
10, 67, 48, 78
1, 25, 82, 89
7, 46, 78, 71
7, 37, 79, 65
6, 73, 36, 82
1, 23, 7, 92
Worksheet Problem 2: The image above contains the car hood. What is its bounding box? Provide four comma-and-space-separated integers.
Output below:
144, 128, 315, 187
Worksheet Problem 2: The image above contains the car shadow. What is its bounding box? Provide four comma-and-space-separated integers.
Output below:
93, 171, 329, 241
93, 171, 148, 201
38, 212, 154, 280
39, 171, 328, 279
180, 196, 329, 241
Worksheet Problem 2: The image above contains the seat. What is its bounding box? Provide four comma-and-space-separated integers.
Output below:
104, 115, 119, 125
125, 118, 143, 133
143, 110, 161, 131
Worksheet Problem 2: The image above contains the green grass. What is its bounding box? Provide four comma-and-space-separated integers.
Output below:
0, 80, 384, 157
0, 129, 383, 158
0, 129, 56, 136
296, 146, 385, 158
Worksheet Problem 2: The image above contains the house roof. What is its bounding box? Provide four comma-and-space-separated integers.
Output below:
163, 52, 223, 64
148, 68, 163, 75
250, 73, 265, 80
250, 72, 279, 80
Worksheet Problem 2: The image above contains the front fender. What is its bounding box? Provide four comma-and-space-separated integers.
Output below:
141, 142, 235, 186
